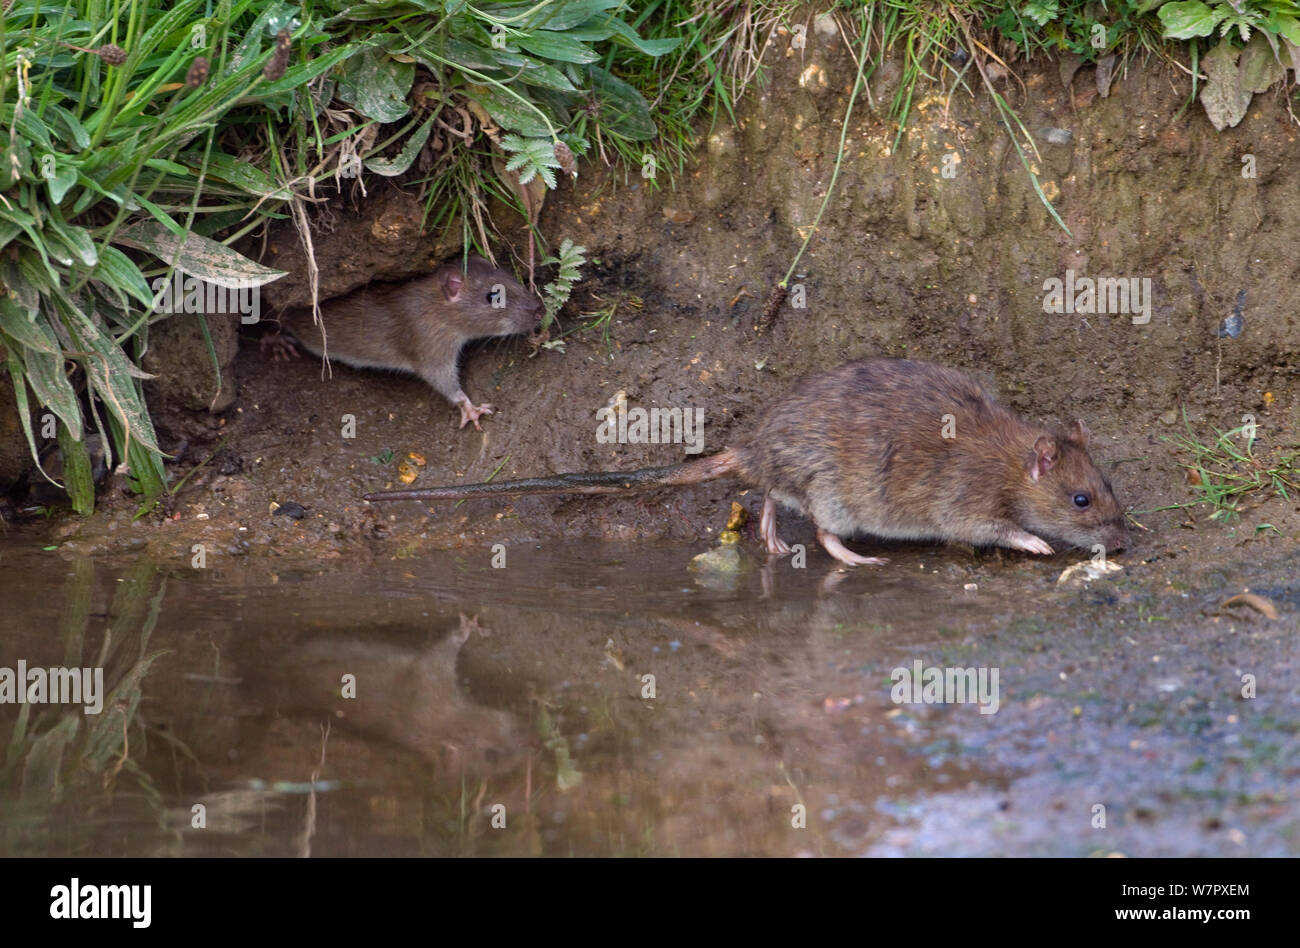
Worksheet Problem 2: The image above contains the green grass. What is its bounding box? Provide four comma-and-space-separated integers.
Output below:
1157, 414, 1300, 524
593, 1, 799, 184
0, 1, 691, 511
582, 291, 642, 357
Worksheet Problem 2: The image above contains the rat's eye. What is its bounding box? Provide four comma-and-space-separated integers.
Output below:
1072, 493, 1091, 509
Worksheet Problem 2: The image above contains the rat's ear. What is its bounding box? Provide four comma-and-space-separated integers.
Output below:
1068, 419, 1091, 449
1030, 435, 1058, 482
437, 265, 466, 303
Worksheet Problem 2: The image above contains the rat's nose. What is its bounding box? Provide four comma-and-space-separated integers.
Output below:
1105, 523, 1130, 552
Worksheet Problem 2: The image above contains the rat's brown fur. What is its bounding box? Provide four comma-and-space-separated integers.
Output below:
276, 255, 542, 429
366, 359, 1129, 566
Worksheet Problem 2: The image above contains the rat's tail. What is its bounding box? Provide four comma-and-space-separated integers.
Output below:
364, 447, 745, 503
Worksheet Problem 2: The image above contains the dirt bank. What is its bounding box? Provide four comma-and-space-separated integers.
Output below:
36, 28, 1300, 571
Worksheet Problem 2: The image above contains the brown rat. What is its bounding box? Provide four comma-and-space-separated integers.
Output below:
364, 358, 1129, 565
274, 254, 543, 429
243, 614, 523, 776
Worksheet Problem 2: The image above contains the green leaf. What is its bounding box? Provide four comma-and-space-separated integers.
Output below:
466, 85, 552, 137
535, 0, 623, 31
70, 174, 125, 216
15, 109, 54, 151
13, 218, 63, 284
330, 0, 443, 19
144, 158, 191, 177
4, 351, 50, 482
44, 103, 90, 151
129, 193, 188, 238
605, 18, 682, 57
45, 158, 78, 204
336, 46, 414, 123
229, 0, 292, 74
113, 221, 288, 289
515, 31, 601, 64
124, 430, 167, 498
559, 20, 617, 43
132, 0, 204, 63
93, 245, 157, 310
501, 134, 560, 188
182, 151, 280, 196
60, 303, 163, 459
1159, 1, 1225, 39
1200, 41, 1251, 130
1269, 13, 1300, 48
435, 36, 507, 71
45, 219, 98, 267
0, 260, 42, 315
0, 135, 32, 189
0, 296, 60, 354
42, 237, 74, 268
585, 66, 657, 141
21, 343, 81, 441
486, 44, 579, 90
1023, 1, 1060, 27
1284, 39, 1300, 73
365, 115, 435, 177
15, 251, 58, 302
514, 56, 579, 92
1239, 31, 1285, 93
539, 238, 586, 329
56, 418, 95, 515
258, 44, 356, 96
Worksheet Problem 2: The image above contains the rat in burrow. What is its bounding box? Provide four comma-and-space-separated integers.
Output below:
364, 358, 1129, 565
270, 255, 543, 430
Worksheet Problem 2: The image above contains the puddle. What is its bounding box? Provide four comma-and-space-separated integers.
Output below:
1, 534, 1296, 856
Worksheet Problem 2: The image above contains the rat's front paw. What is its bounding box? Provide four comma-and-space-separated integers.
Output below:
1003, 529, 1054, 555
260, 331, 300, 362
456, 399, 495, 430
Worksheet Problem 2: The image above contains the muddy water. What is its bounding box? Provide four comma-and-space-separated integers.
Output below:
1, 530, 1297, 857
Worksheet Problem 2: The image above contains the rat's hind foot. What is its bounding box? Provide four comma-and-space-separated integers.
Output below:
456, 398, 494, 430
760, 495, 792, 556
816, 529, 887, 567
1002, 529, 1054, 556
260, 331, 300, 362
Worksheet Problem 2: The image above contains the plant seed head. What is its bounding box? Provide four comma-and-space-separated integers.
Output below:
263, 28, 291, 81
186, 56, 210, 88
